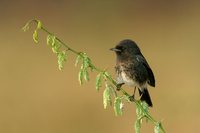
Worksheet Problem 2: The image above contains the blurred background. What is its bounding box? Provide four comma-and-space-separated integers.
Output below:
1, 0, 200, 133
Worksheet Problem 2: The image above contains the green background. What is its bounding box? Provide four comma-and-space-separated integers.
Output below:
1, 0, 200, 132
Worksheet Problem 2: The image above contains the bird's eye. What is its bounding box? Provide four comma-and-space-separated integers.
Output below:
122, 47, 126, 50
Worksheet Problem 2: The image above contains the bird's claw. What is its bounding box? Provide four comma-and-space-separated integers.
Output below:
116, 84, 121, 91
129, 95, 135, 102
116, 83, 124, 91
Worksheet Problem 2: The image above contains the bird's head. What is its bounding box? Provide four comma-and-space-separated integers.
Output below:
110, 39, 141, 59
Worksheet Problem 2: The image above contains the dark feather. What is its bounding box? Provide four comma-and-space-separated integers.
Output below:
136, 55, 155, 87
138, 88, 153, 107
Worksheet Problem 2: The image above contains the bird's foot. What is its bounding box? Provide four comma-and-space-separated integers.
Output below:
129, 95, 135, 102
116, 83, 124, 91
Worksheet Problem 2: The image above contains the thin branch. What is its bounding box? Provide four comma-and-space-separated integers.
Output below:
22, 19, 166, 133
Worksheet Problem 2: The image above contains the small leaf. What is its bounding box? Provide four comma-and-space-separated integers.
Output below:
37, 20, 42, 29
78, 66, 84, 85
135, 119, 141, 133
136, 104, 142, 117
51, 36, 56, 46
82, 53, 91, 69
57, 51, 66, 70
52, 42, 61, 54
22, 22, 30, 32
95, 73, 102, 91
154, 122, 161, 133
47, 35, 52, 45
141, 101, 149, 114
75, 55, 82, 67
33, 30, 38, 43
83, 69, 89, 81
103, 85, 112, 109
120, 102, 124, 111
83, 58, 89, 69
114, 97, 123, 116
107, 84, 117, 97
135, 101, 143, 118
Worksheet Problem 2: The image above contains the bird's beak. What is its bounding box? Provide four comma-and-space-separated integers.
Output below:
110, 48, 121, 52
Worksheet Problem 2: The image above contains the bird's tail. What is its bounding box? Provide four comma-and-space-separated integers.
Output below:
139, 88, 153, 107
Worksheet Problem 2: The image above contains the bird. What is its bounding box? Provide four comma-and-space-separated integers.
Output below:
110, 39, 155, 107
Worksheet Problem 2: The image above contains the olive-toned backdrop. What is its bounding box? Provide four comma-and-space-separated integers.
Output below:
1, 0, 200, 133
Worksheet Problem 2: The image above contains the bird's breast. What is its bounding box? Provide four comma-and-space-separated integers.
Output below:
116, 65, 147, 89
116, 65, 135, 86
120, 70, 136, 86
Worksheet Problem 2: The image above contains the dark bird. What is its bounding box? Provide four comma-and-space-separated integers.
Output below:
110, 39, 155, 107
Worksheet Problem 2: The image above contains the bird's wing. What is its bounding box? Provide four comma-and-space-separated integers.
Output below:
136, 55, 155, 87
